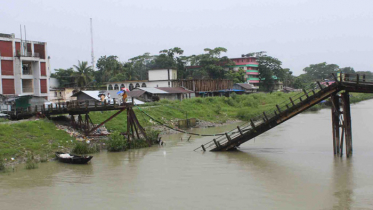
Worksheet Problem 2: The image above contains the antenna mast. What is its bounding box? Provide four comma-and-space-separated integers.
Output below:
90, 18, 95, 70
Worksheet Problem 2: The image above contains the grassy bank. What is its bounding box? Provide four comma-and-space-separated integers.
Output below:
0, 119, 75, 162
89, 92, 373, 134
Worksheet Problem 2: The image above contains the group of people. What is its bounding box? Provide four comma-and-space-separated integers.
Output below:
99, 88, 128, 105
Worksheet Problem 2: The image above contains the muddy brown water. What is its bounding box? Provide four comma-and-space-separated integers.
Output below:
1, 100, 373, 209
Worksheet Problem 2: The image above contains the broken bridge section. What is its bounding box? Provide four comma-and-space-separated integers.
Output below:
195, 73, 373, 157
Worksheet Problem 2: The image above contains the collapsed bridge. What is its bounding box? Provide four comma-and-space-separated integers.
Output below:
195, 73, 373, 157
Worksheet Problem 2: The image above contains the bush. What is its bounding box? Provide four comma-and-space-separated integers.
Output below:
128, 139, 149, 149
25, 153, 38, 170
214, 105, 222, 114
107, 132, 126, 152
72, 142, 99, 154
195, 98, 203, 104
146, 129, 161, 143
0, 157, 5, 172
231, 92, 237, 100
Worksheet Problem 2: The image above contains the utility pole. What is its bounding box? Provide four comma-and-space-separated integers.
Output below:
90, 18, 95, 70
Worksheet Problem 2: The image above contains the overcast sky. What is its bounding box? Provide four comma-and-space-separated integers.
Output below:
1, 0, 372, 75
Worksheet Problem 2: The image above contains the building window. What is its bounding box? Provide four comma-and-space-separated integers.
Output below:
129, 83, 134, 91
142, 83, 147, 87
120, 84, 125, 89
54, 92, 57, 97
135, 83, 140, 88
114, 84, 119, 90
60, 92, 62, 97
108, 85, 113, 90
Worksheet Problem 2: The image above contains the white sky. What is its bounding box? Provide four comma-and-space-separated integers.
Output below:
1, 0, 372, 75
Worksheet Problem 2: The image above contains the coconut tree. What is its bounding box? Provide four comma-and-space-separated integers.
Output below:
73, 61, 93, 88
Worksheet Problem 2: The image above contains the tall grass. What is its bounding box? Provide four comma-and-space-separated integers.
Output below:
72, 142, 99, 154
0, 156, 6, 172
0, 119, 74, 161
25, 153, 38, 170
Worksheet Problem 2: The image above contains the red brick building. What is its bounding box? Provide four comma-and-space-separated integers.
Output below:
0, 33, 50, 99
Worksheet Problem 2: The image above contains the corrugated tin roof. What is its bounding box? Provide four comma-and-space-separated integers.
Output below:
128, 90, 145, 97
138, 88, 168, 94
72, 91, 101, 101
156, 87, 194, 94
235, 83, 259, 89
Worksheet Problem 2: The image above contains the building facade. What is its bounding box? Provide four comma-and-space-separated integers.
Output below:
0, 33, 50, 99
106, 69, 177, 91
229, 56, 259, 86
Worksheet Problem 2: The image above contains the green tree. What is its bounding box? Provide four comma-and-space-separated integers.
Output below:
51, 68, 75, 87
196, 47, 234, 79
128, 53, 154, 80
226, 68, 246, 84
303, 62, 339, 80
73, 61, 93, 87
257, 56, 281, 91
340, 67, 355, 74
96, 55, 123, 83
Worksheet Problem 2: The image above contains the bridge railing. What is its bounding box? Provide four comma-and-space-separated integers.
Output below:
196, 74, 338, 151
340, 73, 373, 84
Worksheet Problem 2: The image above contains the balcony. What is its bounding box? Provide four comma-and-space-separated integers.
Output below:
22, 79, 34, 93
22, 62, 33, 75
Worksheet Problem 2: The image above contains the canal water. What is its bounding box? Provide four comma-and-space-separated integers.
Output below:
1, 100, 373, 210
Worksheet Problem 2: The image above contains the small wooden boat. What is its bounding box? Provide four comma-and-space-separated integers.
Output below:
55, 152, 93, 164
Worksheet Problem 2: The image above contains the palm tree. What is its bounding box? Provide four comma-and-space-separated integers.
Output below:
73, 61, 93, 88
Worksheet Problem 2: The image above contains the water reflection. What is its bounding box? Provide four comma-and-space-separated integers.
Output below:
331, 157, 354, 210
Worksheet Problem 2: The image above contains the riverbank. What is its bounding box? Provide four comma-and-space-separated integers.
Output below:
89, 92, 373, 133
1, 92, 372, 169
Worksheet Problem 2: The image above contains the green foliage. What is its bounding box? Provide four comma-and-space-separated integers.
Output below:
0, 156, 5, 172
72, 142, 98, 154
226, 68, 246, 84
73, 60, 94, 87
25, 153, 38, 170
303, 62, 339, 81
107, 132, 127, 152
146, 129, 161, 143
127, 139, 149, 149
51, 68, 75, 87
214, 105, 222, 114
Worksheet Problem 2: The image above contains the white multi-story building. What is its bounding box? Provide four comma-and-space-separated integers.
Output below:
106, 69, 177, 91
0, 33, 50, 99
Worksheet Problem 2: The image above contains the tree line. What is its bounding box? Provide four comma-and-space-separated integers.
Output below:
51, 47, 371, 90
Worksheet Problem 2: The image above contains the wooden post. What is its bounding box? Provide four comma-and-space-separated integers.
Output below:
213, 139, 219, 148
237, 126, 243, 135
276, 104, 281, 113
331, 93, 340, 155
250, 119, 256, 129
225, 133, 231, 142
363, 74, 366, 82
263, 112, 268, 122
341, 92, 352, 157
289, 97, 295, 106
201, 145, 206, 151
356, 74, 359, 85
317, 81, 323, 90
303, 89, 309, 98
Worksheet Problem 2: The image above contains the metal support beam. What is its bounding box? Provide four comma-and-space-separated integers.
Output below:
86, 109, 125, 135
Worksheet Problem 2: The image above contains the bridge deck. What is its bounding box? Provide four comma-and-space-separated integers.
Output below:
4, 100, 134, 119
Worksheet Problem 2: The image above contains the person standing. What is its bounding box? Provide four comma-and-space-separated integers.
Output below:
107, 93, 111, 104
